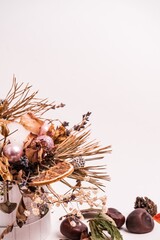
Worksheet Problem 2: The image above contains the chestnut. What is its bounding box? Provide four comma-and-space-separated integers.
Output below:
60, 215, 88, 240
106, 207, 125, 229
126, 208, 154, 234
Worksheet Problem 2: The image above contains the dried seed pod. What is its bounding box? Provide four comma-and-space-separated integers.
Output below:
126, 208, 154, 234
60, 215, 88, 240
71, 156, 85, 169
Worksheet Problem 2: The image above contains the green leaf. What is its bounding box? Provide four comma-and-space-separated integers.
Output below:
89, 213, 123, 240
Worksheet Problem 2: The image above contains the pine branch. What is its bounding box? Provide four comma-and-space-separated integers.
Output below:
54, 128, 111, 160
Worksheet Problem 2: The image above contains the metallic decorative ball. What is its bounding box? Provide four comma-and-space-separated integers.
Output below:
3, 143, 23, 162
36, 135, 54, 150
39, 121, 51, 135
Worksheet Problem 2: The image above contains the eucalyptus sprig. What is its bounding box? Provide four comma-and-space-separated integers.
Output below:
89, 213, 123, 240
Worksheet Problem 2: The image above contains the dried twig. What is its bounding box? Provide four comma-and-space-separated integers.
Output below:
0, 76, 64, 120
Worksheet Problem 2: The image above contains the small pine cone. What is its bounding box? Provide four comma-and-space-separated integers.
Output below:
71, 156, 85, 169
134, 196, 157, 217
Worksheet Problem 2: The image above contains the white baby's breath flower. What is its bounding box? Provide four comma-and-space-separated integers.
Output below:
34, 196, 43, 204
32, 207, 40, 216
55, 202, 60, 207
24, 210, 31, 217
71, 209, 78, 215
63, 202, 68, 207
93, 196, 98, 201
84, 176, 90, 182
99, 195, 107, 205
59, 195, 64, 201
93, 189, 98, 195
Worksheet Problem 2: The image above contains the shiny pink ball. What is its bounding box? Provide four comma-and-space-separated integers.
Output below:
36, 135, 54, 150
39, 121, 51, 135
3, 143, 23, 162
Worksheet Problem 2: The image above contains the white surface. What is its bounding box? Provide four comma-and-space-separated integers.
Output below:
0, 0, 160, 239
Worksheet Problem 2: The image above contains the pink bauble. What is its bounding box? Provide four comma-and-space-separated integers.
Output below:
3, 143, 23, 162
36, 135, 54, 150
39, 121, 51, 135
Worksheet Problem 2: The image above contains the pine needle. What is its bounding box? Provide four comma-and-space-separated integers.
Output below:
54, 128, 111, 160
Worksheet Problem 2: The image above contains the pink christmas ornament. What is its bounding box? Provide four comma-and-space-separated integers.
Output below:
36, 135, 54, 150
39, 121, 51, 135
3, 143, 23, 162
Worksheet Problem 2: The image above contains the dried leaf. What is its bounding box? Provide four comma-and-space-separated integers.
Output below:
53, 125, 68, 144
0, 224, 14, 240
25, 148, 37, 163
16, 197, 28, 228
20, 112, 43, 134
0, 122, 9, 138
0, 100, 8, 115
46, 122, 55, 137
25, 140, 44, 163
0, 156, 13, 181
23, 132, 36, 148
20, 188, 35, 199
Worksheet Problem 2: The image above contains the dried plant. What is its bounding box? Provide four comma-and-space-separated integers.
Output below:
0, 224, 14, 240
54, 127, 111, 160
0, 76, 64, 120
0, 78, 112, 239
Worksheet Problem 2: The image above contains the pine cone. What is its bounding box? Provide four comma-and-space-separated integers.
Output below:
134, 196, 157, 217
71, 156, 85, 169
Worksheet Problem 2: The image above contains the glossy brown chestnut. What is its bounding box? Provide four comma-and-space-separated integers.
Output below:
107, 207, 125, 229
60, 216, 88, 240
126, 208, 154, 234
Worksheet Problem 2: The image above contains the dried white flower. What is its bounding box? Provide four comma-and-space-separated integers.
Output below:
32, 207, 40, 216
84, 176, 90, 182
34, 196, 43, 204
24, 210, 31, 217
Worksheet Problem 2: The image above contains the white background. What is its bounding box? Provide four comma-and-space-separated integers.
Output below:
0, 0, 160, 239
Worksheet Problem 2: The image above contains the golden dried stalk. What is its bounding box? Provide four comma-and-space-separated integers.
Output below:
70, 168, 110, 189
54, 128, 111, 160
0, 76, 64, 120
53, 127, 111, 189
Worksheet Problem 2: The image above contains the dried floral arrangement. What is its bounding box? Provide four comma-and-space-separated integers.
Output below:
0, 78, 123, 240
